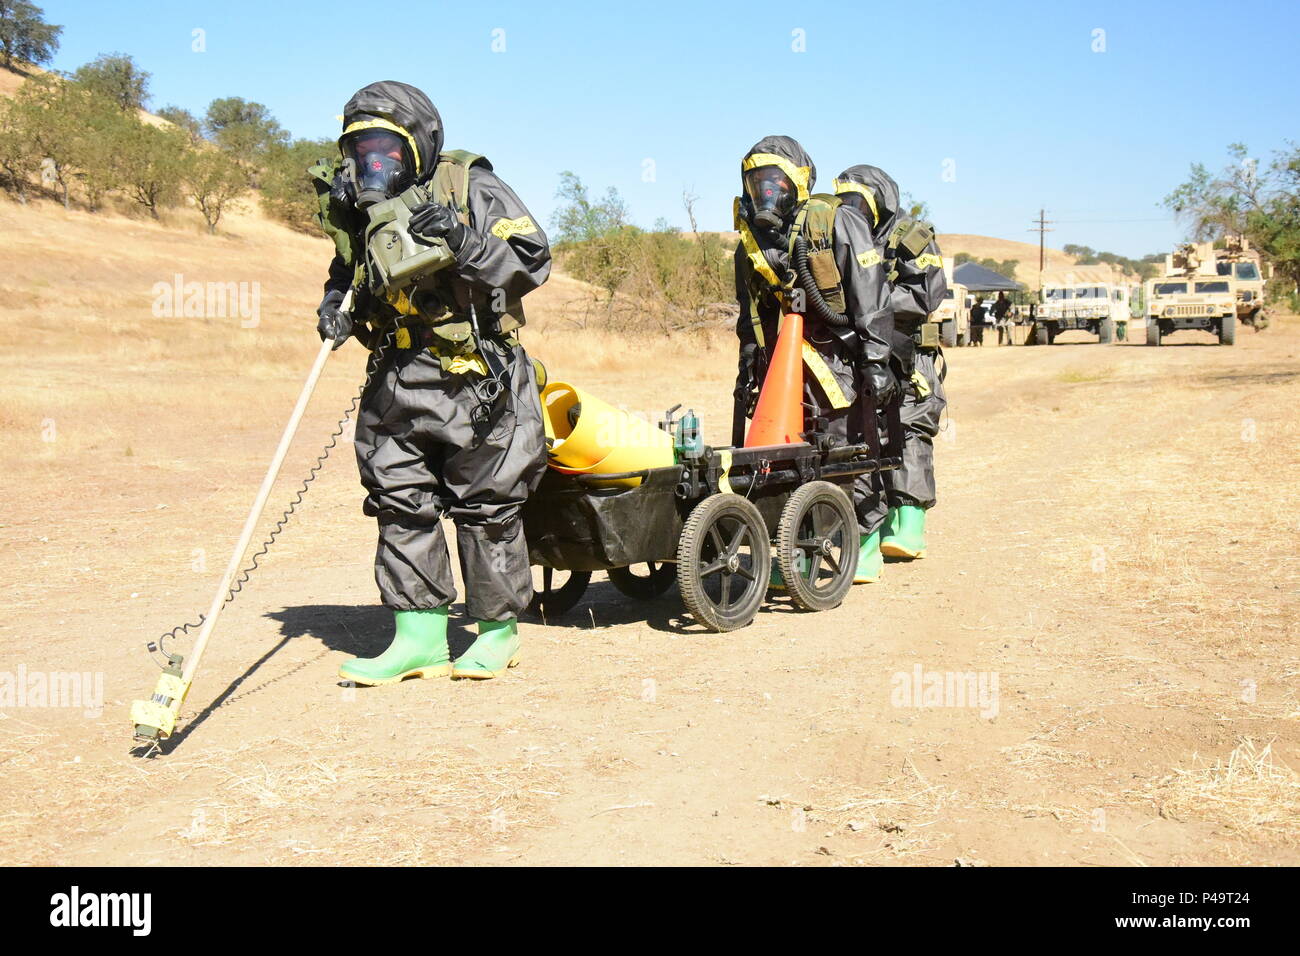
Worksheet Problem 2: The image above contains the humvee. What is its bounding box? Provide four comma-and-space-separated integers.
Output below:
1028, 283, 1125, 344
936, 258, 969, 347
1145, 242, 1237, 346
1214, 236, 1269, 330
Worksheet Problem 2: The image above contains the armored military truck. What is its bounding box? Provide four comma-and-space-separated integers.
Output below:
1145, 242, 1237, 346
1028, 282, 1124, 344
936, 258, 969, 347
1214, 236, 1269, 330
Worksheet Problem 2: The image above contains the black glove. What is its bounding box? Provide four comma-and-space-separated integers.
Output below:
736, 343, 759, 394
329, 171, 355, 210
863, 362, 899, 408
408, 201, 466, 252
316, 290, 352, 351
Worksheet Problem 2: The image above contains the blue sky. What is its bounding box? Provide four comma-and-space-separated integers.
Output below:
39, 0, 1300, 257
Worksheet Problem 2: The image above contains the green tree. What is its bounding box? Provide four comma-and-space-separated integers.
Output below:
1166, 143, 1300, 294
181, 148, 248, 234
259, 137, 335, 232
120, 122, 186, 218
77, 99, 136, 211
900, 191, 931, 222
15, 73, 113, 208
156, 104, 203, 145
73, 52, 150, 112
551, 170, 628, 243
203, 96, 287, 162
0, 0, 60, 70
0, 94, 36, 200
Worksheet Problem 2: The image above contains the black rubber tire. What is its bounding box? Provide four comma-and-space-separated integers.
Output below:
775, 481, 857, 612
1219, 313, 1236, 346
940, 320, 956, 348
1098, 318, 1114, 344
1146, 319, 1161, 347
1033, 325, 1049, 346
677, 494, 769, 632
608, 562, 677, 600
526, 567, 591, 618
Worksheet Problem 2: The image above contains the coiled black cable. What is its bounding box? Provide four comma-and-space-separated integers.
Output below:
150, 333, 392, 667
792, 235, 853, 328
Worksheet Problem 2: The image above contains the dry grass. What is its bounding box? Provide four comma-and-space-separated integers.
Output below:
1139, 738, 1300, 846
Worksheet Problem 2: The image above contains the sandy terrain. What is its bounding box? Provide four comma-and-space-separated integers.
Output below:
0, 193, 1296, 867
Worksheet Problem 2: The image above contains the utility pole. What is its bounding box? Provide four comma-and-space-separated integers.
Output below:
1029, 208, 1054, 294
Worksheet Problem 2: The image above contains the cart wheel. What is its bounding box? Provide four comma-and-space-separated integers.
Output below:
677, 494, 770, 632
527, 567, 591, 618
608, 562, 677, 600
775, 481, 857, 612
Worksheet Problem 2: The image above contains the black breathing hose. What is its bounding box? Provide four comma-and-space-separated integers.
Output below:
793, 235, 853, 328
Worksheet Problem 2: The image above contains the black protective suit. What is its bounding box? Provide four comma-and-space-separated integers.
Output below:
734, 137, 895, 534
320, 82, 550, 621
835, 165, 948, 510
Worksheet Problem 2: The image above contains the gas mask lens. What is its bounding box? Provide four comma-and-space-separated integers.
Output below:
744, 166, 795, 229
345, 130, 412, 207
838, 191, 871, 219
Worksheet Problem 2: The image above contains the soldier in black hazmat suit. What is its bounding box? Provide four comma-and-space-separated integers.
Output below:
314, 81, 549, 683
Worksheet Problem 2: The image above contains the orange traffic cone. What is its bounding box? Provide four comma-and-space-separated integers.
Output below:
745, 312, 805, 447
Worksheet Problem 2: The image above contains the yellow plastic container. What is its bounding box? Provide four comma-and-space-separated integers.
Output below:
541, 382, 674, 485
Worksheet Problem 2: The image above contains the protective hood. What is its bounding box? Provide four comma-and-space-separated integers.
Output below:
339, 81, 444, 181
833, 164, 900, 242
740, 135, 816, 231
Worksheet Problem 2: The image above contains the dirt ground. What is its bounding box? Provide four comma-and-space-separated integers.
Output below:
0, 198, 1297, 866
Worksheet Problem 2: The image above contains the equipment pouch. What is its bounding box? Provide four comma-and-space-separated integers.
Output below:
899, 220, 935, 258
807, 248, 846, 313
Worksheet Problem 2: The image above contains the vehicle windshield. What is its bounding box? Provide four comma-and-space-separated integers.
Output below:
1195, 281, 1230, 293
1074, 287, 1106, 298
1235, 263, 1260, 280
1153, 282, 1188, 295
1044, 288, 1073, 299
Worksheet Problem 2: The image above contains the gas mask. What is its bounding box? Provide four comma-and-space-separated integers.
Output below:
743, 165, 797, 232
837, 191, 875, 225
342, 129, 414, 209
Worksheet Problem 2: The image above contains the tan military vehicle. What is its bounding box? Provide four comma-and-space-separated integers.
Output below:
1145, 242, 1237, 346
1214, 236, 1270, 330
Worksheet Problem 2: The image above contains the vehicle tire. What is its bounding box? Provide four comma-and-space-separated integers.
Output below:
1219, 312, 1236, 346
1098, 318, 1114, 344
608, 562, 677, 600
527, 567, 591, 618
1146, 319, 1161, 347
775, 481, 857, 612
677, 493, 770, 632
940, 320, 956, 348
957, 331, 968, 347
1047, 322, 1059, 345
1033, 325, 1049, 346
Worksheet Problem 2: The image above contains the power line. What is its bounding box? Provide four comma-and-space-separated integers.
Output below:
1052, 217, 1174, 224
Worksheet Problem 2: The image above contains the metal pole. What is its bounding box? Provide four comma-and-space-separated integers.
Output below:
180, 303, 348, 687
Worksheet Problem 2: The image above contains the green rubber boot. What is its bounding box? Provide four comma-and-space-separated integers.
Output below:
452, 618, 521, 680
769, 551, 808, 591
880, 505, 927, 559
854, 531, 883, 584
338, 608, 451, 686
